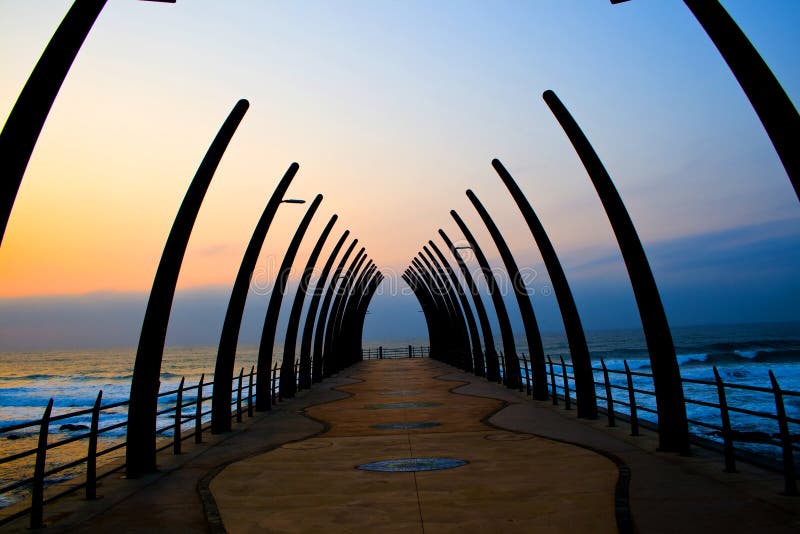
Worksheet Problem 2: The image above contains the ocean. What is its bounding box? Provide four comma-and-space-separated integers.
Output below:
0, 322, 798, 510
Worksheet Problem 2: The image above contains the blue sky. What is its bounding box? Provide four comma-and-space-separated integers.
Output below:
0, 1, 798, 350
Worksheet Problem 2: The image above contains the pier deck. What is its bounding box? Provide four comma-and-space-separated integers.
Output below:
10, 358, 800, 533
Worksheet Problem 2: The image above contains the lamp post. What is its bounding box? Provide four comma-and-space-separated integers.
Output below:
611, 0, 799, 201
255, 194, 323, 411
210, 169, 303, 433
0, 0, 176, 245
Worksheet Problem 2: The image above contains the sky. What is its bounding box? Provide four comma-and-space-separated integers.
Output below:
0, 0, 798, 351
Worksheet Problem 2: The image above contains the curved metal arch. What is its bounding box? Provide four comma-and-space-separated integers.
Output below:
211, 162, 299, 434
352, 272, 384, 361
126, 98, 249, 477
313, 241, 359, 381
299, 229, 350, 389
402, 272, 436, 354
428, 240, 484, 376
492, 158, 597, 418
403, 269, 442, 359
410, 259, 454, 364
451, 210, 521, 389
254, 194, 323, 411
322, 248, 366, 377
339, 265, 379, 364
544, 89, 688, 453
419, 248, 471, 371
1, 0, 104, 244
466, 190, 546, 397
682, 0, 799, 201
439, 229, 494, 379
279, 214, 338, 399
330, 259, 373, 371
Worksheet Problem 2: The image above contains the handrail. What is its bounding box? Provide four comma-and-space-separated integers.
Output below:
518, 353, 798, 496
361, 345, 430, 360
0, 365, 279, 528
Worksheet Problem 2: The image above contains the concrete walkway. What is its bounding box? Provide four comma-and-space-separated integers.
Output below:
211, 358, 618, 532
9, 357, 800, 533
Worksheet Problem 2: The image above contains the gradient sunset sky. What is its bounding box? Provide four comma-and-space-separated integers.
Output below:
0, 1, 798, 349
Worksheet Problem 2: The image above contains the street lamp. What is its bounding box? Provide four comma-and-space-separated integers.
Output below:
611, 0, 800, 201
211, 163, 301, 434
0, 0, 177, 246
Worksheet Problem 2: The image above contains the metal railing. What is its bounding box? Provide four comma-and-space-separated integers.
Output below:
516, 353, 799, 495
362, 345, 430, 360
0, 364, 281, 528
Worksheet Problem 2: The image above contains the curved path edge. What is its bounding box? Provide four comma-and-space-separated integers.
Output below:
199, 374, 364, 533
434, 372, 634, 534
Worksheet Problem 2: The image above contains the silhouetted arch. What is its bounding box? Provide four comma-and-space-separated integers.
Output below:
428, 240, 484, 375
423, 246, 475, 373
352, 271, 384, 361
279, 214, 338, 399
402, 272, 436, 355
544, 89, 689, 453
492, 158, 597, 418
439, 229, 494, 379
299, 230, 350, 388
451, 210, 521, 389
126, 99, 248, 477
411, 260, 453, 364
314, 241, 359, 380
255, 194, 323, 411
323, 248, 366, 377
682, 0, 799, 201
211, 162, 299, 434
2, 0, 101, 244
467, 190, 546, 398
419, 249, 471, 371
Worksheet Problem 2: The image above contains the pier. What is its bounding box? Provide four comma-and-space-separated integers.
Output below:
2, 2, 800, 532
2, 355, 797, 532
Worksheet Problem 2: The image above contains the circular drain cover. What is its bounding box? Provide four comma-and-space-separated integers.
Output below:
357, 458, 467, 472
371, 422, 442, 430
366, 402, 441, 410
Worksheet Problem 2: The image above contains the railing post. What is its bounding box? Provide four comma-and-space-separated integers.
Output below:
174, 377, 185, 455
236, 368, 244, 423
248, 366, 254, 417
379, 346, 383, 360
548, 355, 558, 405
601, 358, 615, 427
522, 354, 531, 396
769, 370, 797, 496
711, 366, 735, 472
86, 391, 102, 500
30, 398, 54, 529
498, 352, 505, 385
271, 363, 278, 405
560, 356, 571, 410
624, 360, 639, 437
195, 374, 204, 444
409, 344, 412, 358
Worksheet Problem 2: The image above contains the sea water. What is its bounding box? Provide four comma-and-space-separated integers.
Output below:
1, 322, 799, 509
